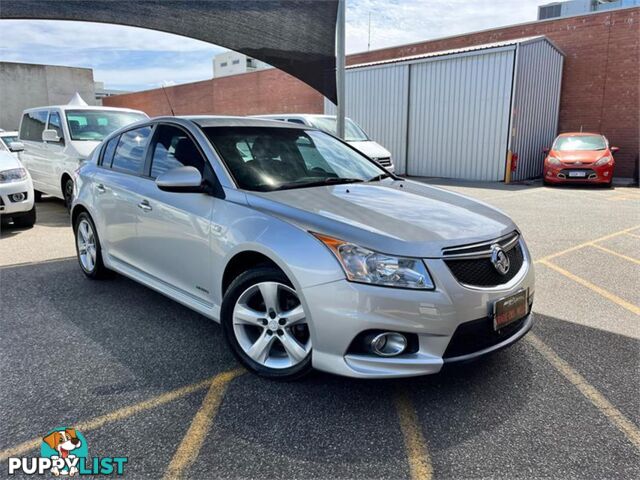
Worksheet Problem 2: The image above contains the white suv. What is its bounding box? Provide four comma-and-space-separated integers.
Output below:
18, 94, 147, 209
0, 151, 35, 228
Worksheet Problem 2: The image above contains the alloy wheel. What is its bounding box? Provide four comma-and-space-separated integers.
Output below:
232, 281, 311, 369
76, 219, 97, 273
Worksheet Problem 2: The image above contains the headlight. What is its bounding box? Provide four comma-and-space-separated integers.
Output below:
312, 233, 435, 290
594, 156, 611, 166
0, 168, 27, 183
546, 156, 561, 166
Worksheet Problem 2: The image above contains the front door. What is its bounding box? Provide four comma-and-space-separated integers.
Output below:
134, 124, 214, 305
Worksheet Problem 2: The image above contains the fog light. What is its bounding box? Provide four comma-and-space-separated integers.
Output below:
9, 192, 26, 202
370, 332, 407, 357
604, 171, 609, 177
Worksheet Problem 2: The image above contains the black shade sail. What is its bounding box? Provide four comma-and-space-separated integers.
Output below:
0, 0, 338, 102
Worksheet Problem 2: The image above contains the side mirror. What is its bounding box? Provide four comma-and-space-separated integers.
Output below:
156, 166, 203, 193
610, 146, 619, 154
8, 141, 25, 152
42, 129, 62, 143
542, 147, 550, 154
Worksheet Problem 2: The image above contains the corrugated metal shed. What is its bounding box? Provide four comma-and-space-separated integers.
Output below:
326, 36, 564, 181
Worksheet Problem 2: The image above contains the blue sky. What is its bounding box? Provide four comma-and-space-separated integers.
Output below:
0, 0, 544, 92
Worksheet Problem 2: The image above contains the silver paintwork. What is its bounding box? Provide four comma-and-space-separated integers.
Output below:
156, 166, 202, 190
73, 115, 535, 378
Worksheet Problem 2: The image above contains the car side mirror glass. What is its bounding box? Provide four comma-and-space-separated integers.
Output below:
542, 147, 549, 154
156, 166, 203, 193
610, 146, 619, 153
8, 141, 25, 152
42, 129, 62, 143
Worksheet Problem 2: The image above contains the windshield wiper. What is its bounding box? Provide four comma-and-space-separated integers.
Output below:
274, 177, 364, 191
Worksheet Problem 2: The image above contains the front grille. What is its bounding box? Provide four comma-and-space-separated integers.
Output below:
375, 157, 392, 166
443, 232, 524, 288
443, 315, 527, 359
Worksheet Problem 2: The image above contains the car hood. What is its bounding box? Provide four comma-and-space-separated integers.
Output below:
247, 180, 516, 257
72, 141, 101, 160
552, 149, 606, 164
348, 141, 391, 159
0, 151, 23, 171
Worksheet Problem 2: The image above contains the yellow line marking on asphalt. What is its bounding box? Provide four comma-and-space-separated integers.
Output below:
0, 370, 239, 463
395, 390, 433, 480
588, 244, 640, 265
538, 259, 640, 316
535, 225, 640, 263
163, 368, 244, 479
526, 333, 640, 451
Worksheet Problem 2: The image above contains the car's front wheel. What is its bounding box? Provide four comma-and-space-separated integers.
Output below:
74, 212, 109, 279
221, 267, 312, 380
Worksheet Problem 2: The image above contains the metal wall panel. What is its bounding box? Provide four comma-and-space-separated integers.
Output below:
325, 64, 409, 172
407, 49, 515, 181
510, 40, 564, 181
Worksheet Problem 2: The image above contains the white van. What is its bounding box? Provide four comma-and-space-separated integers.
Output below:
252, 114, 395, 172
18, 94, 148, 208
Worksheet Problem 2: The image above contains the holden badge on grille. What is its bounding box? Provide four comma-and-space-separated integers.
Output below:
490, 244, 510, 275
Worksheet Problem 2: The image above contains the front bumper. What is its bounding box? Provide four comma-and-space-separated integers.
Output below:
0, 178, 34, 217
544, 164, 613, 184
303, 241, 535, 378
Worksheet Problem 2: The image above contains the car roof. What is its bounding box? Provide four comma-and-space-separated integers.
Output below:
557, 132, 603, 137
22, 105, 147, 115
176, 115, 311, 129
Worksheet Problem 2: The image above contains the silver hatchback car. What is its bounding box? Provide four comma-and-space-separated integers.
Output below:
72, 116, 534, 380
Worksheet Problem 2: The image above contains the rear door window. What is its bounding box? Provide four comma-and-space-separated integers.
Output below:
110, 126, 152, 175
19, 111, 48, 142
101, 136, 120, 168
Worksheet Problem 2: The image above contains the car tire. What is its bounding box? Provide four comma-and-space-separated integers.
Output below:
74, 212, 110, 279
13, 205, 36, 228
63, 178, 74, 211
34, 190, 42, 202
221, 267, 313, 381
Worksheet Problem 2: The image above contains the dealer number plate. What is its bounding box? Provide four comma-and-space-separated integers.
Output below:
493, 289, 528, 330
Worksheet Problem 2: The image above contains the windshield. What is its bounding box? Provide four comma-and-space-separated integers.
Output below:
0, 135, 18, 147
65, 110, 147, 141
308, 117, 369, 142
553, 135, 607, 151
203, 127, 386, 192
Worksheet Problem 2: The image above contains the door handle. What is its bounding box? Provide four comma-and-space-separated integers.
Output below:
137, 200, 152, 212
96, 183, 106, 193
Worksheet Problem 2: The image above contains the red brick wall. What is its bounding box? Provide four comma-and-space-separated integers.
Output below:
104, 68, 325, 117
105, 8, 639, 178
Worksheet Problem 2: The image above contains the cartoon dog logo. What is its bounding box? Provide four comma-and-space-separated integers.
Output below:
42, 428, 82, 476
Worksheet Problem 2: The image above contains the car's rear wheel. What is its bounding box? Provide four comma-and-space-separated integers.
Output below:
222, 267, 312, 380
74, 212, 109, 279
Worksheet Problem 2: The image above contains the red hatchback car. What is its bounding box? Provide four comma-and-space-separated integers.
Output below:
543, 133, 618, 186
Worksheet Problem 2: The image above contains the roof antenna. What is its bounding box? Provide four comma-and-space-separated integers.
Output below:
161, 85, 175, 116
580, 125, 583, 133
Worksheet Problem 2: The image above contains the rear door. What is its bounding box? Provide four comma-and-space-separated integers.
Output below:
18, 110, 50, 192
93, 125, 153, 268
134, 123, 214, 304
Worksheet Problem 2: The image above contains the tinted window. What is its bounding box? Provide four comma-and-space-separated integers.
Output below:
309, 117, 369, 142
101, 136, 120, 167
19, 111, 48, 142
150, 125, 205, 178
203, 127, 383, 192
111, 126, 152, 175
66, 109, 147, 141
0, 135, 19, 149
47, 112, 64, 142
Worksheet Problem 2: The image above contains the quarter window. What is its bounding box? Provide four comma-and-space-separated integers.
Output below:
111, 126, 152, 175
149, 125, 205, 178
19, 111, 48, 142
47, 112, 64, 143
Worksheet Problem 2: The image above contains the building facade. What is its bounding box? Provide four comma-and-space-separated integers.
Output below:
104, 7, 639, 179
212, 51, 270, 78
0, 62, 97, 131
538, 0, 639, 20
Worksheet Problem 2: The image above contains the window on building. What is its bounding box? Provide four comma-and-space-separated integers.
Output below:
220, 62, 228, 67
232, 59, 240, 65
111, 126, 152, 175
19, 111, 48, 142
